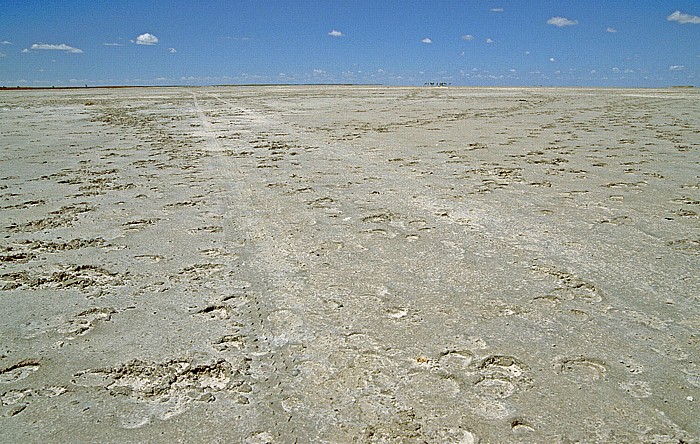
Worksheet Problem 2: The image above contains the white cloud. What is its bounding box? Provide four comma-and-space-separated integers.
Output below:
103, 42, 124, 46
421, 38, 432, 44
547, 17, 578, 27
1, 41, 11, 45
549, 57, 556, 62
667, 11, 700, 24
669, 65, 686, 71
313, 69, 326, 75
21, 48, 29, 53
29, 43, 83, 53
490, 8, 504, 12
328, 30, 343, 37
169, 47, 177, 53
136, 33, 159, 45
486, 38, 494, 44
462, 34, 474, 41
606, 27, 617, 33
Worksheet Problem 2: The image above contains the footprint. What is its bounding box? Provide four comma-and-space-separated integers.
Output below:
163, 200, 199, 209
557, 356, 607, 381
200, 248, 232, 258
0, 360, 40, 383
386, 307, 408, 319
479, 355, 528, 379
475, 377, 517, 399
511, 418, 536, 433
133, 254, 164, 262
475, 355, 530, 399
531, 295, 560, 306
361, 228, 395, 238
307, 196, 334, 209
532, 264, 604, 303
213, 334, 246, 351
1, 386, 66, 417
121, 218, 160, 231
192, 304, 233, 320
190, 225, 223, 234
667, 239, 700, 254
57, 307, 116, 337
438, 350, 475, 375
3, 403, 28, 417
362, 211, 397, 223
179, 263, 226, 281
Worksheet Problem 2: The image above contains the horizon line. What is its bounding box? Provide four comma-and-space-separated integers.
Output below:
1, 84, 696, 91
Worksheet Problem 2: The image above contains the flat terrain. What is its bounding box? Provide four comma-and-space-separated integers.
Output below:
1, 86, 699, 443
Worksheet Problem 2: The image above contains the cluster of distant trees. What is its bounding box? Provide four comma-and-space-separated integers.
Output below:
424, 82, 451, 87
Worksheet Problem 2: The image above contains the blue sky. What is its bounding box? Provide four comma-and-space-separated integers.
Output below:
1, 1, 699, 87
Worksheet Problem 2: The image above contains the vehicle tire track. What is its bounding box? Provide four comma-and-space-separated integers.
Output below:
192, 93, 309, 442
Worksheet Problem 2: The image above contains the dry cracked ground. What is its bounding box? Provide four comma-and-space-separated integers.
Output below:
1, 86, 699, 443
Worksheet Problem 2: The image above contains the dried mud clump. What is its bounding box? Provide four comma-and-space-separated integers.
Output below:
1, 265, 126, 292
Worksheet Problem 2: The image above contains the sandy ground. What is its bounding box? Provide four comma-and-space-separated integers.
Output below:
1, 86, 699, 443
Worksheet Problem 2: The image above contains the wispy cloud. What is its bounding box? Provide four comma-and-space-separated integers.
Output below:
224, 36, 251, 42
486, 38, 494, 44
549, 57, 556, 62
606, 27, 617, 33
0, 52, 5, 57
136, 33, 159, 45
462, 34, 474, 41
103, 42, 124, 46
547, 17, 578, 27
1, 41, 11, 45
490, 8, 504, 13
667, 11, 700, 24
28, 43, 83, 53
421, 38, 432, 44
169, 47, 177, 53
669, 65, 685, 71
328, 30, 343, 37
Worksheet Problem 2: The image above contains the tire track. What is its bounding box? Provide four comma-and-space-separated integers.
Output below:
192, 93, 309, 442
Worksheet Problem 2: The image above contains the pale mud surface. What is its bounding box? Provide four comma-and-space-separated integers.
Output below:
1, 86, 699, 443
